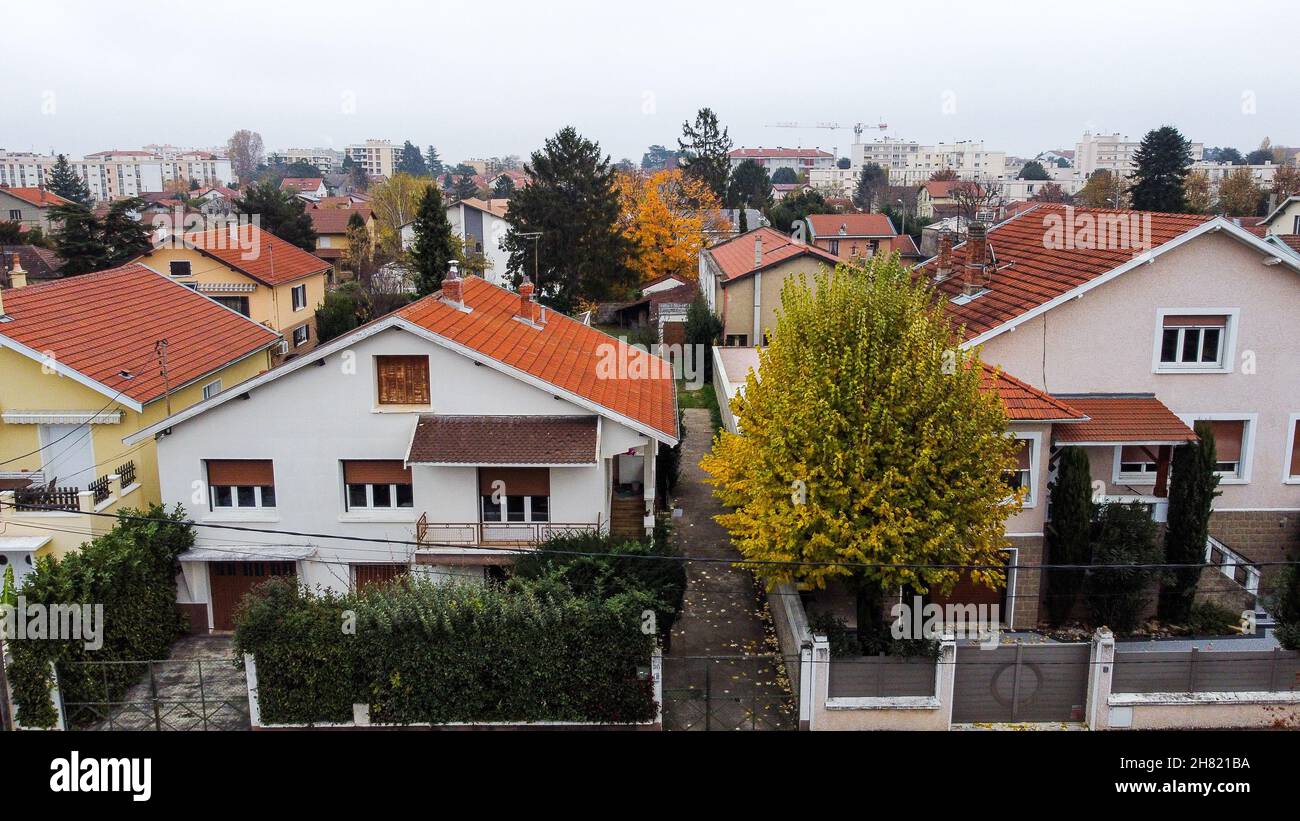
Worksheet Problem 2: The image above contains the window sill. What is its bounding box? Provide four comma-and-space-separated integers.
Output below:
338, 512, 419, 524
202, 511, 282, 523
1114, 477, 1157, 486
371, 405, 433, 414
1285, 478, 1300, 485
1153, 365, 1231, 375
1214, 476, 1249, 485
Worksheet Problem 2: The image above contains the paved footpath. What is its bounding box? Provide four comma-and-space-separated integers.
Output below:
661, 407, 794, 730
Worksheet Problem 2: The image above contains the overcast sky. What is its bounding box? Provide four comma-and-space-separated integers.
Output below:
2, 1, 1293, 164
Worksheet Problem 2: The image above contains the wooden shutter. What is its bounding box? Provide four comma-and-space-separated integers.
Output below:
376, 355, 430, 405
478, 467, 549, 496
1208, 420, 1243, 462
1291, 419, 1300, 478
343, 460, 411, 484
207, 460, 274, 486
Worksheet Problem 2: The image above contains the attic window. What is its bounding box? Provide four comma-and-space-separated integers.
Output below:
169, 260, 192, 277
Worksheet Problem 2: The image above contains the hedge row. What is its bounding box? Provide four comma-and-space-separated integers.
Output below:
6, 505, 193, 728
233, 577, 658, 725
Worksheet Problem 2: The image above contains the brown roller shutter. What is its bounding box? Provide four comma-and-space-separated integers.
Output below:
477, 467, 549, 496
1291, 419, 1300, 478
1209, 420, 1243, 462
1162, 314, 1227, 327
376, 355, 430, 405
343, 460, 411, 484
207, 460, 274, 486
1014, 439, 1032, 470
1120, 445, 1155, 463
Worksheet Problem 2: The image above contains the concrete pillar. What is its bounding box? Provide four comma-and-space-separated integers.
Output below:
938, 633, 957, 729
809, 634, 830, 730
1086, 628, 1115, 730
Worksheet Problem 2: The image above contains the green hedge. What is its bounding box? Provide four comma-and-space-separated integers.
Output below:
6, 505, 193, 728
234, 577, 658, 726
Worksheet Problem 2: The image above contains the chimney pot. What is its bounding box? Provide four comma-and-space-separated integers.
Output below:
442, 262, 463, 306
935, 231, 954, 279
753, 235, 763, 268
518, 277, 540, 323
963, 223, 989, 294
10, 254, 27, 289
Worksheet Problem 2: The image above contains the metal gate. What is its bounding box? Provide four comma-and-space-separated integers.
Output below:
951, 642, 1090, 723
55, 658, 250, 731
661, 655, 796, 731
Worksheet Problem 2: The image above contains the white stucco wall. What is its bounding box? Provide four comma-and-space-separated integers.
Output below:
977, 231, 1300, 511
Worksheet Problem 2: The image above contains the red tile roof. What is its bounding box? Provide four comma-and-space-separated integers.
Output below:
806, 213, 896, 238
892, 234, 922, 257
920, 204, 1213, 339
1275, 234, 1300, 252
0, 263, 279, 406
397, 278, 677, 439
280, 177, 324, 193
2, 187, 74, 208
307, 206, 373, 235
707, 227, 840, 282
162, 227, 332, 286
407, 415, 598, 464
729, 147, 834, 159
981, 366, 1085, 422
922, 180, 959, 199
1051, 395, 1197, 445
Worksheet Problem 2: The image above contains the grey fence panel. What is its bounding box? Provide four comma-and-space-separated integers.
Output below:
1113, 648, 1300, 694
828, 656, 937, 698
952, 643, 1090, 723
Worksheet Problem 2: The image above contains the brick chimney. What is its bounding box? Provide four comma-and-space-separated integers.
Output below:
753, 234, 763, 268
935, 231, 954, 279
441, 262, 464, 308
963, 222, 988, 295
10, 254, 27, 289
517, 276, 541, 324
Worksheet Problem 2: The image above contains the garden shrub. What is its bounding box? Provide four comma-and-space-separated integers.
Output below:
233, 577, 658, 725
1269, 563, 1300, 651
1186, 601, 1241, 636
808, 611, 857, 658
6, 505, 193, 727
1086, 502, 1162, 633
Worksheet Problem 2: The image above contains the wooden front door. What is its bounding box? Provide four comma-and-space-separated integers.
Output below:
209, 561, 297, 631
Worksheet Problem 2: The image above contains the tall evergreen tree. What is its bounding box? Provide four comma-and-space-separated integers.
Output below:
397, 140, 428, 176
45, 154, 91, 205
1129, 125, 1193, 213
425, 146, 444, 175
1044, 447, 1094, 625
501, 126, 636, 311
852, 163, 888, 211
678, 107, 733, 202
1158, 422, 1221, 623
48, 203, 107, 275
102, 197, 152, 265
492, 175, 516, 199
233, 180, 317, 252
409, 184, 457, 296
452, 175, 478, 201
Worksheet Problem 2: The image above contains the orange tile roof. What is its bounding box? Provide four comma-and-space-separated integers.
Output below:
169, 227, 332, 286
1051, 395, 1197, 445
307, 206, 373, 235
279, 177, 324, 192
2, 187, 74, 208
922, 180, 959, 199
806, 213, 896, 238
981, 366, 1085, 422
920, 204, 1213, 339
707, 227, 840, 282
396, 278, 677, 439
0, 263, 279, 406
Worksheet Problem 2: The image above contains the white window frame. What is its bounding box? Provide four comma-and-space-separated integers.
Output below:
292, 324, 309, 348
1151, 308, 1238, 374
1004, 431, 1041, 508
1284, 412, 1300, 485
346, 481, 414, 511
480, 493, 550, 523
202, 379, 222, 400
1111, 443, 1165, 486
291, 283, 307, 311
1176, 412, 1257, 484
211, 484, 275, 509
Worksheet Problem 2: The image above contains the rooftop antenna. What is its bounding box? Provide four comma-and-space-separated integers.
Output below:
154, 339, 171, 415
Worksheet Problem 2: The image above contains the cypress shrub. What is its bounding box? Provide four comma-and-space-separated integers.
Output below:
1159, 421, 1220, 624
1044, 446, 1093, 625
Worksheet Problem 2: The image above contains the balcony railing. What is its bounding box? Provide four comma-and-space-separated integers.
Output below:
88, 474, 112, 505
116, 459, 137, 489
13, 486, 81, 512
416, 520, 602, 547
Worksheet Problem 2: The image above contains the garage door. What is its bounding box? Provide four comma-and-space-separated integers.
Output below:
209, 561, 297, 631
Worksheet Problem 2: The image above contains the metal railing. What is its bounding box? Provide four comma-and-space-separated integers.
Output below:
416, 520, 602, 546
116, 459, 137, 488
13, 485, 80, 512
88, 474, 112, 505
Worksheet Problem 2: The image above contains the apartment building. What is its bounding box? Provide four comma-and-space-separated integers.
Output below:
850, 138, 1009, 185
1074, 131, 1206, 177
0, 148, 234, 201
346, 140, 397, 178
275, 147, 345, 174
728, 147, 837, 175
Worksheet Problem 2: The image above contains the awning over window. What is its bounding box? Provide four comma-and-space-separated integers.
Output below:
343, 460, 411, 485
207, 459, 275, 486
406, 415, 599, 466
1051, 395, 1198, 447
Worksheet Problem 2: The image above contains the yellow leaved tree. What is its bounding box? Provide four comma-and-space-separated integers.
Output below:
615, 169, 729, 284
701, 256, 1022, 637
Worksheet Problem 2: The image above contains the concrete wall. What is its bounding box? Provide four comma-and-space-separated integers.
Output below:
807, 636, 955, 730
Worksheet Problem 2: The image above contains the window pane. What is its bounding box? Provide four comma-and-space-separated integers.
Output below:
259, 486, 276, 507
506, 496, 525, 522
530, 495, 549, 522
214, 486, 233, 507
1200, 327, 1221, 363
396, 484, 414, 508
1180, 328, 1200, 362
1159, 328, 1179, 362
481, 495, 502, 522
237, 486, 256, 507
348, 484, 368, 508
372, 483, 392, 507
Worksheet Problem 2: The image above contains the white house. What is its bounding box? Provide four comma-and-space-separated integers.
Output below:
126, 274, 678, 632
446, 198, 511, 285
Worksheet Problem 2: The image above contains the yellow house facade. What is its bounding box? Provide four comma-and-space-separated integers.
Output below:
0, 263, 279, 574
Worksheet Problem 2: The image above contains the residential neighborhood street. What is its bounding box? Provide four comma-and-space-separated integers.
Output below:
662, 407, 795, 730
